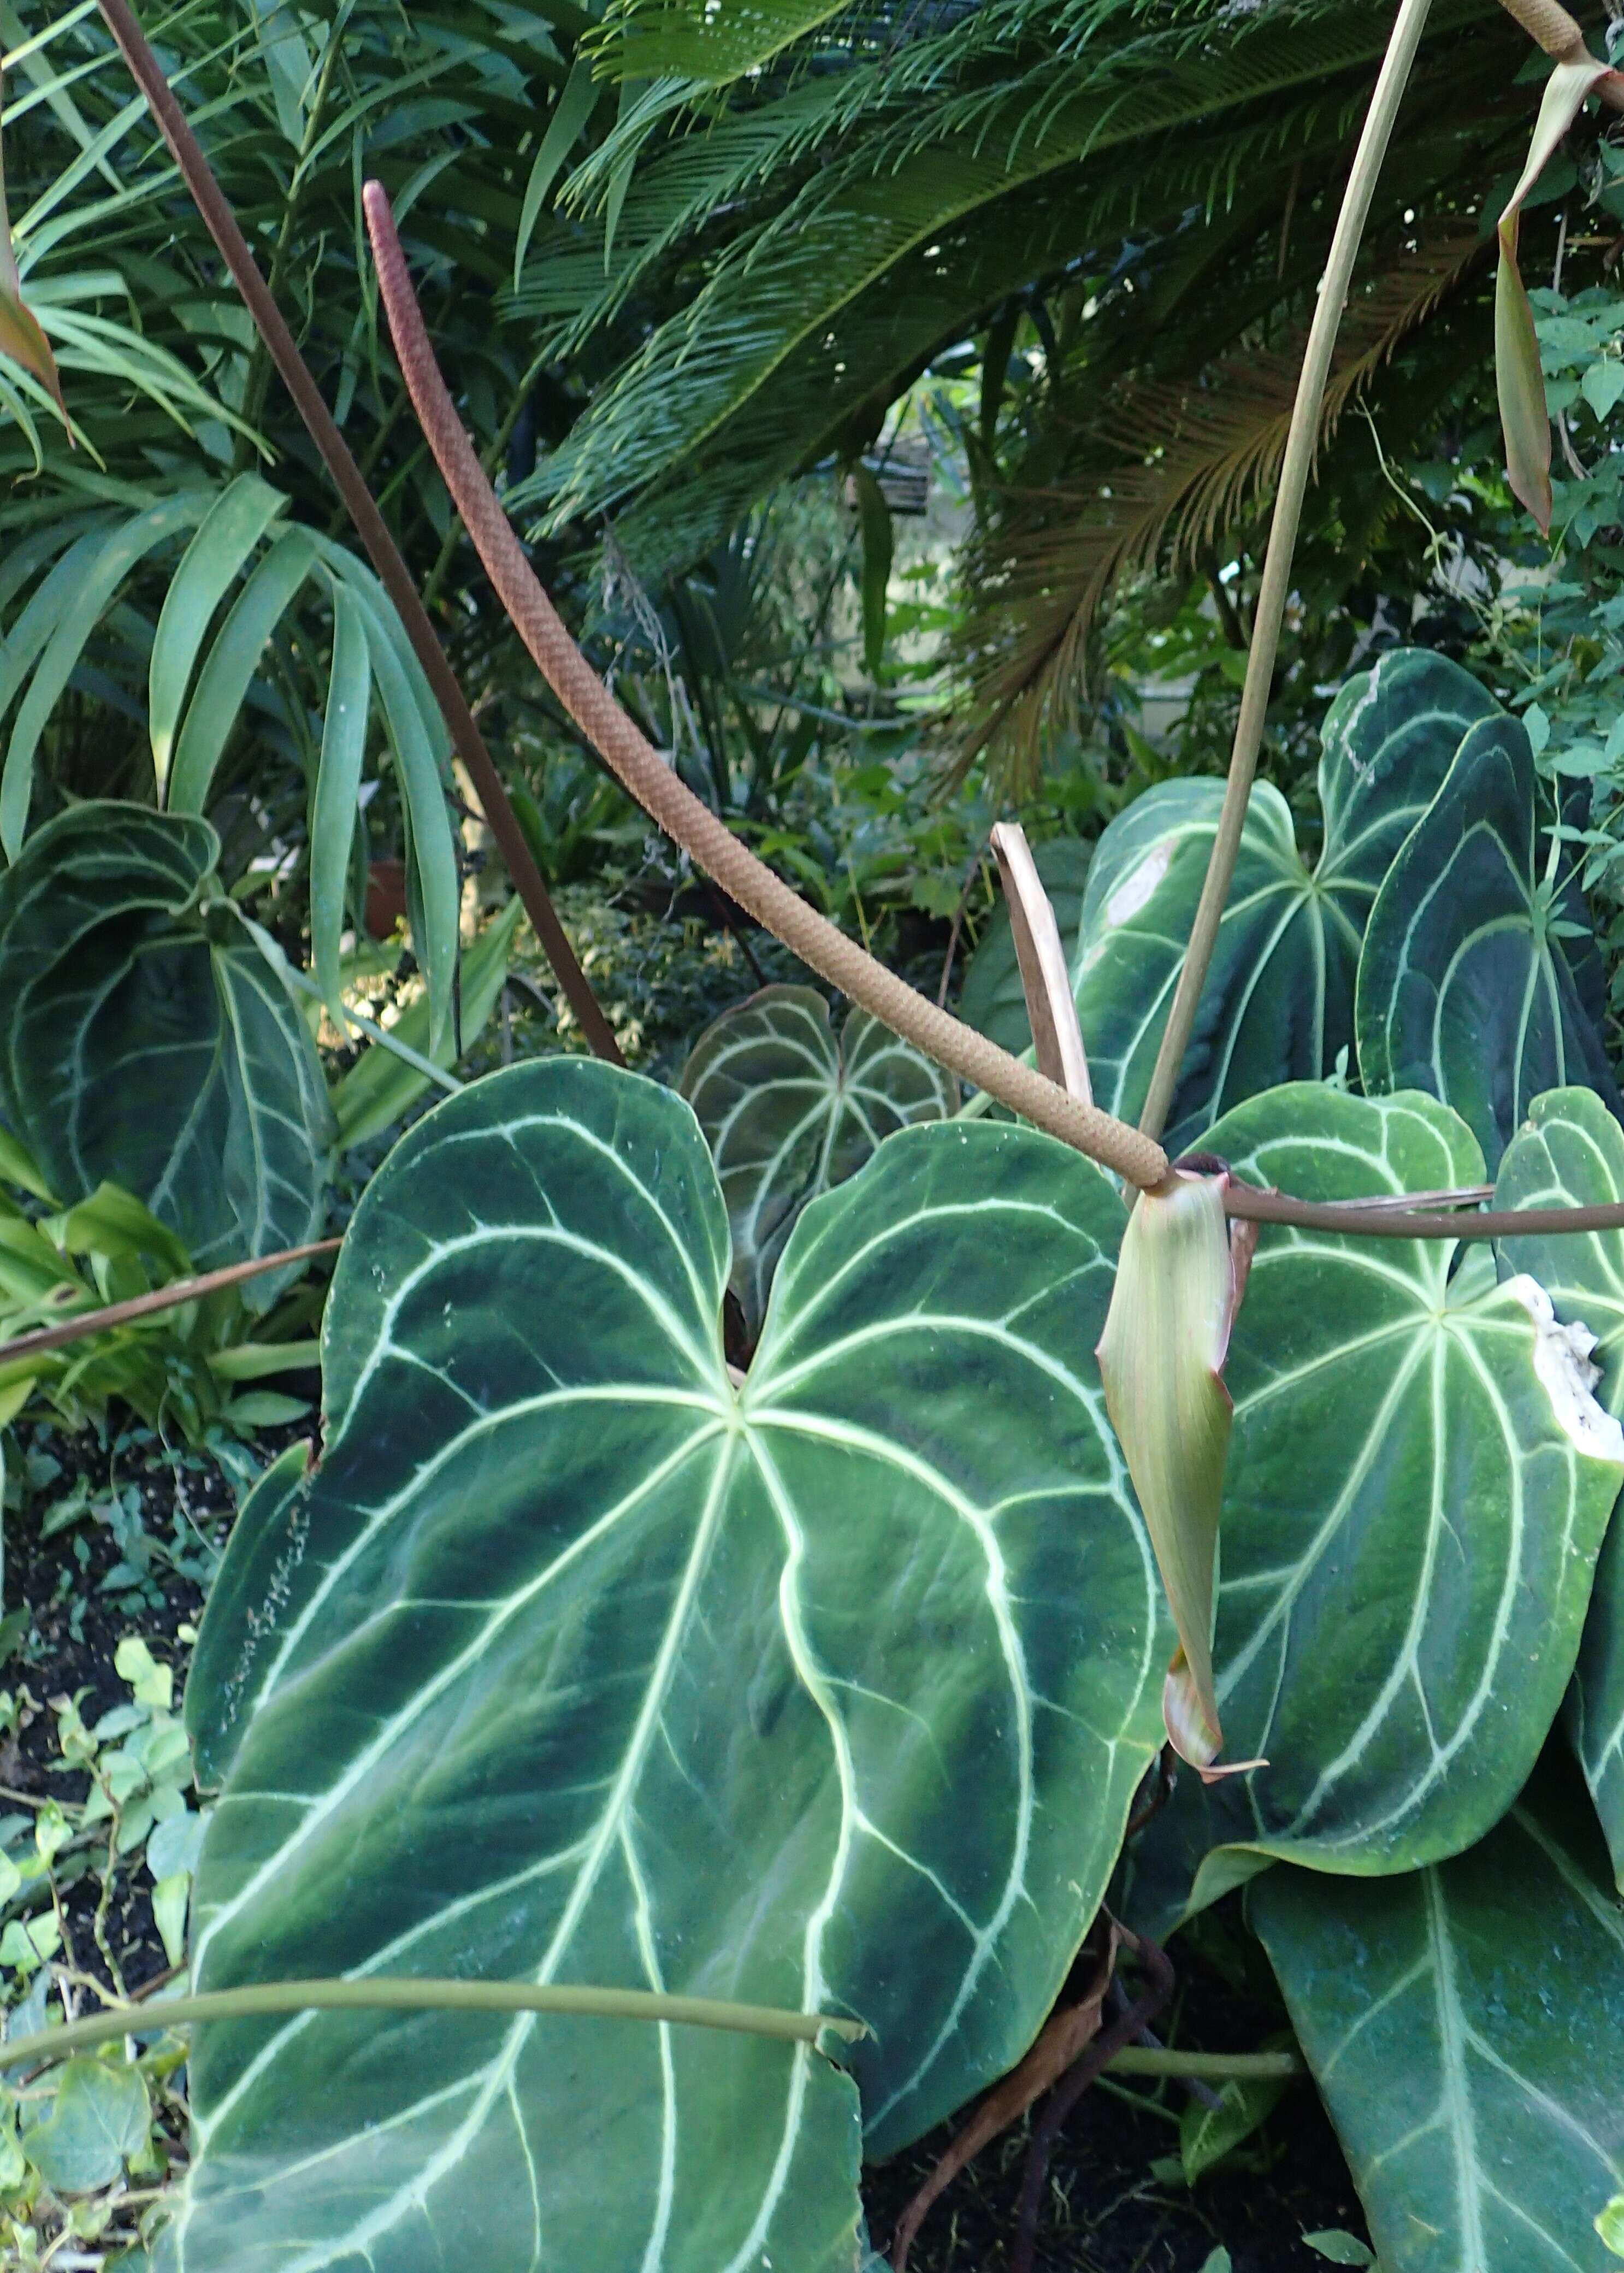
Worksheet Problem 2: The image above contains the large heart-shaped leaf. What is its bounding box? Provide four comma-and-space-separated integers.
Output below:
0, 804, 330, 1280
1313, 646, 1501, 899
1356, 714, 1620, 1170
955, 835, 1091, 1060
1035, 651, 1495, 1149
1254, 1758, 1624, 2273
166, 1059, 1165, 2272
1167, 1083, 1623, 1882
679, 984, 956, 1338
1497, 1088, 1624, 1888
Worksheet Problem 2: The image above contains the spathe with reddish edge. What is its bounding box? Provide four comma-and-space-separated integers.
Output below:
0, 69, 67, 426
1096, 1165, 1262, 1779
1493, 19, 1624, 528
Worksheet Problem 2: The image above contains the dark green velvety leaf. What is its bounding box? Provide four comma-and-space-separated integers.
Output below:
1001, 650, 1494, 1151
956, 835, 1091, 1060
1171, 1084, 1623, 1881
186, 1439, 312, 1792
1496, 1089, 1624, 1887
679, 984, 956, 1337
1254, 1757, 1624, 2273
0, 804, 332, 1280
1357, 715, 1621, 1170
1314, 647, 1500, 900
167, 1059, 1165, 2272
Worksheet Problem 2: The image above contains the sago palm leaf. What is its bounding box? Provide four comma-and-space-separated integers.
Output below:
953, 221, 1490, 782
515, 0, 1496, 554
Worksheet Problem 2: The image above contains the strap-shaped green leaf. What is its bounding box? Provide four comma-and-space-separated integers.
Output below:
0, 804, 332, 1279
1496, 1088, 1624, 1890
327, 898, 524, 1153
316, 546, 460, 1054
166, 530, 319, 817
956, 835, 1090, 1060
149, 475, 287, 798
680, 984, 957, 1337
1174, 1083, 1623, 1880
514, 54, 606, 288
168, 1059, 1164, 2271
1254, 1760, 1624, 2273
964, 651, 1492, 1150
1356, 713, 1620, 1170
309, 584, 373, 1026
0, 494, 213, 855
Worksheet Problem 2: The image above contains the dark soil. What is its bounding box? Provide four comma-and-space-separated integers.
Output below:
862, 1923, 1371, 2273
4, 1421, 1371, 2273
2, 1416, 311, 2000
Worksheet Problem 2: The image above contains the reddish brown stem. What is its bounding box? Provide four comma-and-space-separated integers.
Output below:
1224, 1186, 1624, 1241
362, 179, 1174, 1189
93, 0, 623, 1066
1009, 1927, 1175, 2273
0, 1241, 340, 1369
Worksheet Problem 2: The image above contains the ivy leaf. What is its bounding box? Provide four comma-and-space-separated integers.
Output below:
1254, 1758, 1624, 2273
169, 1060, 1165, 2270
1582, 358, 1624, 423
1357, 714, 1620, 1170
26, 2058, 150, 2196
680, 985, 956, 1338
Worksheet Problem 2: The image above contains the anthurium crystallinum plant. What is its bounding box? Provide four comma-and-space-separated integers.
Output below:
157, 668, 1624, 2269
21, 4, 1624, 2269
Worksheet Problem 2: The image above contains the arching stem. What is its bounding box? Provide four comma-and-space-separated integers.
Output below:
93, 0, 624, 1066
1137, 0, 1436, 1140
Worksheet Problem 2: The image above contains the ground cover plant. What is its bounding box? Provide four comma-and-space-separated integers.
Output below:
12, 1, 1624, 2270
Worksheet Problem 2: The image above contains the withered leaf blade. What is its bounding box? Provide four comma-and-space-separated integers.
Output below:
0, 73, 66, 423
1495, 52, 1624, 530
990, 819, 1092, 1104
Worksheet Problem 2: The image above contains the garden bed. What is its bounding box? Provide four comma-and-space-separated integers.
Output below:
2, 1419, 1371, 2273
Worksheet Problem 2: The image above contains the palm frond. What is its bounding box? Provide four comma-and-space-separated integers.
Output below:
594, 0, 858, 85
953, 220, 1490, 784
513, 0, 1497, 545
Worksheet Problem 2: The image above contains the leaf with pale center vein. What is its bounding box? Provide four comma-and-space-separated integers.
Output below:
1129, 1082, 1623, 1904
166, 1058, 1165, 2272
0, 804, 331, 1287
1496, 1088, 1624, 1889
1254, 1754, 1624, 2273
680, 984, 956, 1339
962, 650, 1497, 1149
1356, 712, 1620, 1170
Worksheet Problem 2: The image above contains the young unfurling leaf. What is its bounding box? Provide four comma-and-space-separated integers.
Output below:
1096, 1169, 1259, 1776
